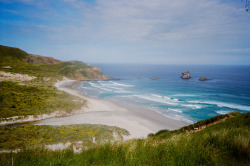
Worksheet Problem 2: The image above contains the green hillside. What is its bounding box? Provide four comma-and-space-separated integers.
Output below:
0, 45, 109, 81
0, 112, 249, 165
0, 81, 84, 118
0, 45, 109, 120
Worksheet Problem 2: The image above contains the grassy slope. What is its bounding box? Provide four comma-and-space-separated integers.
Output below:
0, 45, 109, 80
0, 81, 84, 118
0, 45, 109, 119
0, 112, 249, 165
0, 124, 129, 150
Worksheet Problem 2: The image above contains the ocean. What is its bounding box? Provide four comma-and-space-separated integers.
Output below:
76, 64, 250, 124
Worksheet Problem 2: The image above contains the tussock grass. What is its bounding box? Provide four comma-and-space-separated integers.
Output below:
0, 45, 109, 119
0, 113, 249, 165
0, 81, 84, 119
0, 124, 129, 150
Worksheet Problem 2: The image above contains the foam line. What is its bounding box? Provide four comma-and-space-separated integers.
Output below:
111, 82, 135, 87
133, 95, 178, 105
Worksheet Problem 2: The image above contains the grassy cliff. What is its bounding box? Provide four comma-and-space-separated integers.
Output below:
0, 45, 109, 81
0, 45, 109, 120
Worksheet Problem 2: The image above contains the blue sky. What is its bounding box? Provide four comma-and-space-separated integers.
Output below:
0, 0, 250, 64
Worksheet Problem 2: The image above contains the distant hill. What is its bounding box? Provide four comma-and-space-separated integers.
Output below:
0, 45, 110, 81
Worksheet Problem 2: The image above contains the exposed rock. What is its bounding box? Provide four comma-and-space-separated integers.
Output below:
181, 70, 191, 79
199, 77, 211, 81
24, 54, 61, 64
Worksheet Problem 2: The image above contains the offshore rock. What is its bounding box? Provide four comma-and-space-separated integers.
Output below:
181, 70, 191, 79
199, 77, 211, 81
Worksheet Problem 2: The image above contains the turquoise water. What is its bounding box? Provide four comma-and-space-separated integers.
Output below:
77, 64, 250, 123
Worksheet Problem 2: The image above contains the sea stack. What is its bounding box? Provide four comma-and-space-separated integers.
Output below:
181, 70, 191, 79
199, 77, 211, 81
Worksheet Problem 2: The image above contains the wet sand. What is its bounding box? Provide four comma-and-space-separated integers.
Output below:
36, 80, 188, 139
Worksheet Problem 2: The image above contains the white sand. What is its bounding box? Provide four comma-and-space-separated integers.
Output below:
36, 80, 188, 139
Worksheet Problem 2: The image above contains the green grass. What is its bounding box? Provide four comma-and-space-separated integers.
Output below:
0, 113, 249, 165
0, 45, 28, 60
0, 45, 108, 80
0, 45, 109, 119
149, 112, 242, 139
0, 81, 84, 119
0, 124, 129, 150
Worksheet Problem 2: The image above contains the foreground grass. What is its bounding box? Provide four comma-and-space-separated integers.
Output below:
0, 124, 129, 151
0, 113, 249, 165
0, 81, 84, 119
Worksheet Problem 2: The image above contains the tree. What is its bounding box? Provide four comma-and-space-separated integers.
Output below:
242, 0, 250, 12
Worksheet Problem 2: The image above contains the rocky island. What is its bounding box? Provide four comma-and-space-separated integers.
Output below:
199, 77, 211, 81
181, 70, 191, 79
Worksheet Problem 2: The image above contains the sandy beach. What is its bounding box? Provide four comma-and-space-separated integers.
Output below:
36, 80, 189, 139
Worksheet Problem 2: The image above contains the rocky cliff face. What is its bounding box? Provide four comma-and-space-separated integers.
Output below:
24, 54, 61, 64
181, 70, 191, 79
23, 55, 109, 80
74, 66, 110, 81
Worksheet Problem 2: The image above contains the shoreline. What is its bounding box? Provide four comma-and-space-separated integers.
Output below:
36, 80, 189, 139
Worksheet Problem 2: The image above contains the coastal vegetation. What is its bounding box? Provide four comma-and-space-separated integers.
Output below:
0, 45, 109, 120
0, 124, 129, 151
0, 45, 109, 81
0, 112, 249, 165
0, 81, 84, 119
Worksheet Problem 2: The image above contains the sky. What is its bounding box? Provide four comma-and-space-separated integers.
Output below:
0, 0, 250, 65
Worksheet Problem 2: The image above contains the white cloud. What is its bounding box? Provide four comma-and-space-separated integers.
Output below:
1, 0, 250, 64
219, 49, 250, 53
50, 0, 248, 43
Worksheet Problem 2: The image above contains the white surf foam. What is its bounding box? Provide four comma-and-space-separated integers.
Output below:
114, 90, 132, 93
203, 101, 250, 111
99, 87, 113, 92
81, 87, 94, 90
188, 100, 250, 111
145, 106, 193, 124
187, 100, 200, 104
171, 94, 197, 97
88, 82, 113, 92
151, 94, 177, 102
216, 111, 231, 115
181, 104, 203, 109
111, 82, 135, 87
89, 82, 102, 88
151, 94, 162, 98
168, 108, 182, 113
106, 86, 124, 90
133, 95, 178, 105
